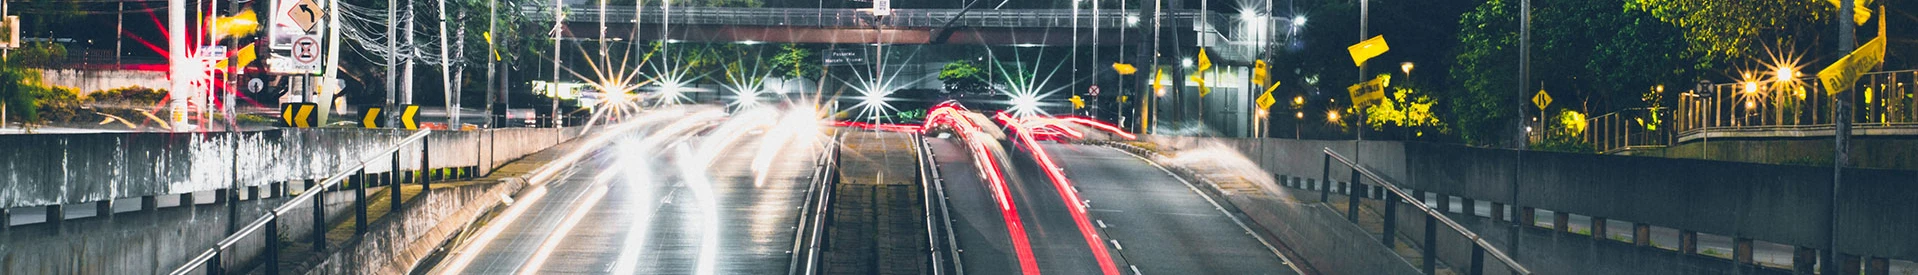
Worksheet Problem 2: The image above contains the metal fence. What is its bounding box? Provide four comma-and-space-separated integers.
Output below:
1582, 70, 1918, 153
1322, 148, 1532, 275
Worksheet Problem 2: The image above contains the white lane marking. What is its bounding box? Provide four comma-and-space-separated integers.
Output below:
1097, 220, 1108, 229
1111, 239, 1124, 250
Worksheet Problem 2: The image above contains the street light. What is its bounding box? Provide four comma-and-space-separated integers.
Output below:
1400, 62, 1414, 75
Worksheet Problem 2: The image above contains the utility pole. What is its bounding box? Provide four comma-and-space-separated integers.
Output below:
1825, 1, 1855, 274
386, 0, 399, 127
168, 0, 189, 129
1510, 0, 1530, 257
403, 0, 416, 106
484, 0, 495, 127
439, 0, 454, 126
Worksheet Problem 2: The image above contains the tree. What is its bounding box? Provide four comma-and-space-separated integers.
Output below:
1448, 0, 1698, 146
1362, 85, 1444, 138
938, 60, 988, 94
1626, 0, 1833, 68
770, 43, 820, 79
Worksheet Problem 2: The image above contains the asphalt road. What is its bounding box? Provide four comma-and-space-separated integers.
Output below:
927, 136, 1299, 275
435, 129, 820, 274
928, 136, 1101, 274
1042, 143, 1299, 275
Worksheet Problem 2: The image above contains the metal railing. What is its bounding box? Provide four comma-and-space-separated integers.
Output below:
1322, 148, 1532, 275
1673, 69, 1918, 141
1583, 109, 1672, 154
916, 135, 963, 275
787, 132, 842, 275
169, 130, 435, 275
1577, 70, 1918, 153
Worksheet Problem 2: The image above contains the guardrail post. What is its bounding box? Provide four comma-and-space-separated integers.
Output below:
206, 252, 221, 275
266, 217, 280, 275
1, 208, 9, 231
1423, 214, 1437, 274
1382, 191, 1398, 247
1470, 244, 1486, 275
356, 168, 367, 234
313, 184, 326, 252
421, 137, 432, 190
1320, 154, 1331, 203
1346, 168, 1361, 222
46, 205, 62, 231
392, 151, 403, 206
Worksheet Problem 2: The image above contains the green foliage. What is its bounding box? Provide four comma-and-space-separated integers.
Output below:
10, 42, 68, 68
1626, 0, 1833, 66
1450, 0, 1698, 147
0, 68, 34, 124
939, 60, 989, 93
1362, 84, 1445, 137
1533, 133, 1597, 153
1448, 0, 1522, 146
86, 86, 168, 107
770, 44, 820, 79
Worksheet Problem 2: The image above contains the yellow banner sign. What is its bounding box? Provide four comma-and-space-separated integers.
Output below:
1347, 35, 1390, 67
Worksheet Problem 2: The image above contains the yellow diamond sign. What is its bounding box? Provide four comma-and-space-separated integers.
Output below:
1532, 90, 1552, 111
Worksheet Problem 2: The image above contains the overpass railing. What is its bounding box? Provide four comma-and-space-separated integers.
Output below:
1579, 70, 1918, 153
1322, 148, 1532, 275
915, 134, 962, 275
528, 6, 1222, 29
169, 130, 434, 275
787, 132, 842, 275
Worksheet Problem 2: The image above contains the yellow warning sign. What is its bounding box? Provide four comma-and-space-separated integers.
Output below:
1532, 90, 1553, 111
399, 104, 422, 130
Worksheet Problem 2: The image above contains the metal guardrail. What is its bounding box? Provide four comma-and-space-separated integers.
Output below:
1322, 148, 1532, 275
170, 130, 436, 275
1585, 69, 1918, 152
526, 6, 1224, 30
787, 132, 842, 275
916, 135, 963, 275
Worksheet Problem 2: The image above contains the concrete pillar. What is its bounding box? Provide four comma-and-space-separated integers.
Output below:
1437, 195, 1452, 214
1553, 211, 1570, 232
248, 186, 263, 200
274, 182, 288, 198
1517, 206, 1536, 228
141, 195, 158, 212
181, 193, 195, 207
1793, 246, 1817, 274
1591, 217, 1607, 239
1679, 230, 1698, 254
1866, 257, 1889, 275
1491, 202, 1506, 223
1, 207, 10, 231
214, 188, 230, 204
1291, 176, 1302, 188
1733, 237, 1754, 264
1633, 223, 1651, 246
96, 199, 114, 218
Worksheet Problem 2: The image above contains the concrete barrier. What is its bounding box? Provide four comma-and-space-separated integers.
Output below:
0, 127, 583, 209
1172, 137, 1918, 269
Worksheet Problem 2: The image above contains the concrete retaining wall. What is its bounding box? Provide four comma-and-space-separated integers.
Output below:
0, 190, 359, 274
0, 127, 582, 209
1179, 137, 1918, 267
304, 179, 525, 274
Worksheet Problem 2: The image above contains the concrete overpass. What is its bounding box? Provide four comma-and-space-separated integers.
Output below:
526, 6, 1226, 45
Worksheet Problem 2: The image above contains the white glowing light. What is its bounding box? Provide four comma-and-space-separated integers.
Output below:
1126, 15, 1141, 26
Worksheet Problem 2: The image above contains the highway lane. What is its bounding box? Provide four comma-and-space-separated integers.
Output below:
928, 136, 1107, 274
434, 128, 822, 274
1042, 143, 1299, 275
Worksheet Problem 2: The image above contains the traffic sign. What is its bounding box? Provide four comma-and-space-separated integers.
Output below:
360, 106, 383, 128
1347, 35, 1390, 67
1088, 85, 1100, 96
293, 36, 320, 63
286, 0, 324, 33
399, 104, 422, 130
248, 78, 266, 93
1532, 90, 1552, 111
